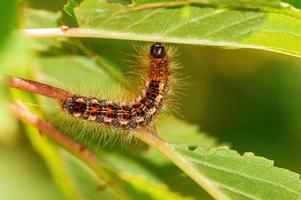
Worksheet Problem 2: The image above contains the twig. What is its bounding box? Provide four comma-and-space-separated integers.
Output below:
11, 101, 96, 171
7, 76, 71, 101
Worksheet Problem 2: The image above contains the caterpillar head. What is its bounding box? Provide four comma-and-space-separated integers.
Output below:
62, 96, 87, 117
150, 42, 165, 59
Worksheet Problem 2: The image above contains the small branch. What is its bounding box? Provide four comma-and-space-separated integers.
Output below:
11, 102, 97, 166
7, 76, 71, 101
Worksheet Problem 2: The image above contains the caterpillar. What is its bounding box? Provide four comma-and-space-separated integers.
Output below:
61, 42, 172, 131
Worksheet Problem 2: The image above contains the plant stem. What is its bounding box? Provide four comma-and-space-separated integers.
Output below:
7, 76, 70, 101
135, 129, 228, 200
11, 102, 96, 163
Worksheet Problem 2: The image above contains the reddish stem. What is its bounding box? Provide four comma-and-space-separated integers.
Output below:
7, 76, 71, 101
11, 103, 96, 162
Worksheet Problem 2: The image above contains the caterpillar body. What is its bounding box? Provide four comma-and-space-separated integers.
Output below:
61, 43, 171, 131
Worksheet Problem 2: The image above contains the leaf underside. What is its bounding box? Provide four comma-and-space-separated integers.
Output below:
73, 0, 301, 57
173, 145, 301, 200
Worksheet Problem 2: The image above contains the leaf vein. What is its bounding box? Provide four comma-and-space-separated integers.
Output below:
187, 156, 301, 196
162, 9, 226, 36
215, 181, 261, 200
124, 8, 163, 31
203, 14, 265, 37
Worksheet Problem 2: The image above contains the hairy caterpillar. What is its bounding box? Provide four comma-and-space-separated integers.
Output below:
8, 42, 179, 147
60, 42, 173, 131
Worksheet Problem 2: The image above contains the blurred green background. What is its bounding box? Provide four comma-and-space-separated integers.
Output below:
1, 0, 301, 199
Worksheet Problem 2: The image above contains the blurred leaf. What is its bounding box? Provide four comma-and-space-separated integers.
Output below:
5, 7, 92, 199
0, 5, 34, 146
63, 0, 80, 19
0, 0, 17, 52
9, 89, 80, 199
60, 151, 118, 200
23, 8, 63, 51
0, 88, 19, 146
158, 116, 218, 148
100, 150, 214, 199
172, 145, 301, 200
122, 173, 193, 200
74, 0, 301, 58
23, 8, 60, 28
71, 147, 195, 200
0, 33, 33, 76
283, 0, 301, 8
0, 144, 63, 200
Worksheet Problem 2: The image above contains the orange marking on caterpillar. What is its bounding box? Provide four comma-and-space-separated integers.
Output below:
91, 107, 99, 113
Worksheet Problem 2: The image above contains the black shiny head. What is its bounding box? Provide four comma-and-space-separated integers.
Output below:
62, 97, 87, 116
150, 43, 165, 59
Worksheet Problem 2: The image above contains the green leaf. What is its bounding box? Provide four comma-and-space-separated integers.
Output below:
172, 145, 301, 200
100, 149, 214, 199
158, 116, 218, 148
60, 151, 118, 200
0, 88, 19, 146
0, 143, 63, 199
23, 8, 63, 52
23, 8, 61, 28
74, 0, 301, 58
63, 0, 80, 19
283, 0, 301, 8
9, 89, 80, 199
0, 0, 17, 52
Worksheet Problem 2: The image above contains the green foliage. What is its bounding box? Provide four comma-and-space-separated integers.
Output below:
2, 0, 301, 200
74, 0, 301, 57
0, 0, 17, 52
173, 145, 301, 199
63, 0, 80, 19
283, 0, 301, 8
